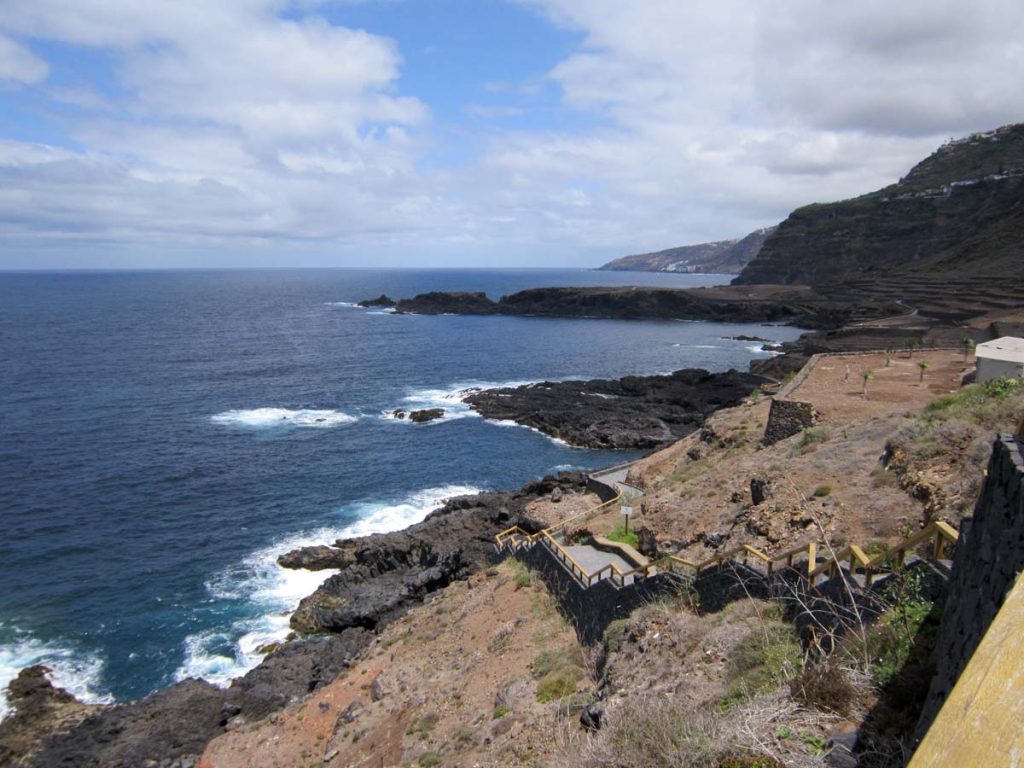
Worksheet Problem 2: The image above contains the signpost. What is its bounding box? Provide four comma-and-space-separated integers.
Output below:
621, 505, 633, 533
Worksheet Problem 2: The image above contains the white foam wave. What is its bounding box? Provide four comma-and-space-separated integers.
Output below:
490, 419, 574, 447
672, 343, 722, 349
366, 308, 397, 315
0, 627, 112, 721
746, 344, 781, 356
211, 408, 358, 430
174, 484, 480, 687
382, 380, 540, 425
323, 301, 358, 307
552, 464, 584, 472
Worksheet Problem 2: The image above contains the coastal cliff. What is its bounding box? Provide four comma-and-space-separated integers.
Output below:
598, 227, 774, 274
735, 124, 1024, 286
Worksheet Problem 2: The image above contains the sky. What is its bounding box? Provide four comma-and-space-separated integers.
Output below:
0, 0, 1022, 269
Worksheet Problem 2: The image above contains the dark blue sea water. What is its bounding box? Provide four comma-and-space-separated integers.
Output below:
0, 269, 803, 714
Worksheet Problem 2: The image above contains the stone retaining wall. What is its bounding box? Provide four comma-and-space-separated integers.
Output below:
915, 434, 1024, 740
762, 399, 818, 445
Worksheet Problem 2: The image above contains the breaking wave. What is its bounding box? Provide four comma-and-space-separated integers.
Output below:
210, 408, 358, 430
174, 485, 480, 687
0, 625, 113, 721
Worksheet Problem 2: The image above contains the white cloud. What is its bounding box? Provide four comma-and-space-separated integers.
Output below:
486, 0, 1024, 252
0, 33, 48, 84
0, 0, 1022, 265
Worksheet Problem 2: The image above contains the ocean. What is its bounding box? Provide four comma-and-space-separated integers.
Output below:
0, 268, 804, 716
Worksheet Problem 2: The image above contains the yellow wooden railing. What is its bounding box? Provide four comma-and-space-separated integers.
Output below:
494, 489, 625, 552
496, 492, 959, 592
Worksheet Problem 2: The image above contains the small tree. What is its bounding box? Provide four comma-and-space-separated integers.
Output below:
962, 336, 976, 360
862, 369, 873, 399
884, 349, 892, 367
906, 338, 920, 358
917, 360, 930, 384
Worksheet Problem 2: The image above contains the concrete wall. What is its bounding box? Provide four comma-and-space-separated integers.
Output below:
914, 434, 1024, 741
976, 356, 1024, 384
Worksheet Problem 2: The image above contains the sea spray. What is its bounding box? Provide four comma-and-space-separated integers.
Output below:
210, 408, 358, 430
174, 485, 480, 687
0, 625, 113, 721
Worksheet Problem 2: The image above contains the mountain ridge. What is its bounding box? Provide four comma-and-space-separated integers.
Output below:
599, 227, 775, 274
734, 123, 1024, 286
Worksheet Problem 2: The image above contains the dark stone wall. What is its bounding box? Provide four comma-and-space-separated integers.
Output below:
915, 434, 1024, 740
518, 545, 684, 645
763, 399, 817, 445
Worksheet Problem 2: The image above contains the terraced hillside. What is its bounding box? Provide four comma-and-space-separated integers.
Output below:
735, 124, 1024, 287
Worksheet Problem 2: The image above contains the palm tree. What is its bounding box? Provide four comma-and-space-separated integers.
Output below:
918, 360, 930, 384
862, 369, 872, 399
962, 336, 976, 360
906, 338, 920, 358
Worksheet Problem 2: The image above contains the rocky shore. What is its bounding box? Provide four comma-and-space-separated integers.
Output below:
382, 285, 902, 330
463, 368, 770, 449
0, 475, 583, 768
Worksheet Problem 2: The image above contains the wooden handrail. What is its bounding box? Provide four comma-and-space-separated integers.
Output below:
496, 485, 959, 594
543, 490, 624, 538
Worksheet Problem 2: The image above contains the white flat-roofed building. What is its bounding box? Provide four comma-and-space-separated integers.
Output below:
975, 337, 1024, 384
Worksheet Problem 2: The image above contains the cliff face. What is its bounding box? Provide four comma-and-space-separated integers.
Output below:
734, 124, 1024, 286
599, 227, 774, 274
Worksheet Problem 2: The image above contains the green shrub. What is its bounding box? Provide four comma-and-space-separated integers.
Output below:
864, 600, 938, 687
794, 427, 828, 453
722, 622, 802, 707
607, 520, 639, 549
491, 704, 511, 719
418, 752, 442, 767
605, 618, 630, 654
512, 561, 533, 590
922, 377, 1022, 424
536, 668, 583, 702
811, 484, 832, 498
407, 712, 439, 737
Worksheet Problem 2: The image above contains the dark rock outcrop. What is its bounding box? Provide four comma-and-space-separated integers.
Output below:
391, 408, 445, 423
357, 294, 396, 308
1, 633, 371, 768
395, 291, 498, 315
367, 285, 900, 331
409, 408, 444, 423
286, 474, 585, 635
463, 369, 769, 449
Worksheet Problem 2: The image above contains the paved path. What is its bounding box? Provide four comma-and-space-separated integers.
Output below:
590, 465, 644, 500
564, 545, 637, 585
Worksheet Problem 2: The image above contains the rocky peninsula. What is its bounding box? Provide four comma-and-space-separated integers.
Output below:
463, 368, 769, 449
386, 284, 900, 330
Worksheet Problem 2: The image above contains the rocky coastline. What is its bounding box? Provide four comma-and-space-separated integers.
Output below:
383, 285, 903, 330
0, 475, 582, 768
463, 368, 770, 449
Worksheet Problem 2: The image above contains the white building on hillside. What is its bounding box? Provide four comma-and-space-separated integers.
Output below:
975, 337, 1024, 384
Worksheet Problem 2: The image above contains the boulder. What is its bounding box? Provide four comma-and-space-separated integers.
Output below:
635, 527, 659, 559
408, 408, 444, 423
750, 477, 774, 506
